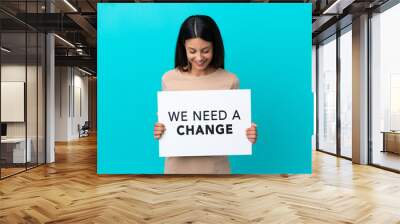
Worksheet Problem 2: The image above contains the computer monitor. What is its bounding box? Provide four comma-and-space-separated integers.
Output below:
1, 123, 7, 137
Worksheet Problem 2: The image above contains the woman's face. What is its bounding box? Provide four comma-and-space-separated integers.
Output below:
184, 38, 213, 71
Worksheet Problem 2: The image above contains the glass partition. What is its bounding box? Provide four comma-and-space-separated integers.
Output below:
0, 1, 46, 179
1, 30, 28, 177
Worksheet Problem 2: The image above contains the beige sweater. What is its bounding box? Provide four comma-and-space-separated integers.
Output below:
161, 68, 239, 174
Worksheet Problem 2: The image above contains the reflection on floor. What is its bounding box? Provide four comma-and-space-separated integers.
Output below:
340, 147, 352, 158
0, 163, 40, 178
373, 150, 400, 171
0, 167, 25, 178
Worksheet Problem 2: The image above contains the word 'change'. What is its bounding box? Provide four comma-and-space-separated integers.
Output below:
168, 110, 241, 136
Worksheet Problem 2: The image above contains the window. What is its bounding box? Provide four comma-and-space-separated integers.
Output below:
339, 27, 352, 158
371, 2, 400, 171
317, 35, 337, 154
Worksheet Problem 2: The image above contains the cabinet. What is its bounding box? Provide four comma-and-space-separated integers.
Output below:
0, 138, 32, 165
382, 131, 400, 154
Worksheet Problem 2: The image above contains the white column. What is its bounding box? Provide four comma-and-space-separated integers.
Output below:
46, 33, 55, 163
45, 1, 55, 163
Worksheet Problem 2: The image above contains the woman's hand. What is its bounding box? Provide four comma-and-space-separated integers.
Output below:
246, 123, 257, 144
154, 122, 166, 139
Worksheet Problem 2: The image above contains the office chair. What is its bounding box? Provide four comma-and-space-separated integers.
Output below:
79, 121, 90, 138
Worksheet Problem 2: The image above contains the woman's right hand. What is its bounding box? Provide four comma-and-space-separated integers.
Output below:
154, 122, 166, 139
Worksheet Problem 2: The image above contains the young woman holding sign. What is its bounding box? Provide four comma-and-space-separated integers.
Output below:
154, 15, 257, 174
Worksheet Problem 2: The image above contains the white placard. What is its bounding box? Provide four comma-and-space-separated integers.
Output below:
157, 89, 252, 157
1, 82, 25, 122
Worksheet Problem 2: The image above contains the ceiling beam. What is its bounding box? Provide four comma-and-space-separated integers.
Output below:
67, 13, 97, 47
55, 55, 96, 72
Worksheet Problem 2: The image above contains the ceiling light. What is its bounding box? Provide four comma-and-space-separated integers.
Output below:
63, 0, 78, 12
54, 34, 75, 48
322, 0, 354, 15
78, 67, 93, 76
1, 47, 11, 53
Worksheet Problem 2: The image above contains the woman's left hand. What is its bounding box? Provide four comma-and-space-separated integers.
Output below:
246, 123, 257, 144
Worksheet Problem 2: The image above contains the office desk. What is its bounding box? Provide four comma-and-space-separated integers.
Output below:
1, 138, 32, 163
382, 131, 400, 154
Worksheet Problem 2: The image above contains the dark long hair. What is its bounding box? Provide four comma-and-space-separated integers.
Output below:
175, 15, 225, 72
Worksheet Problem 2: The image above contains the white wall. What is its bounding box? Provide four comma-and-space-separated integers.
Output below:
1, 65, 40, 137
312, 45, 316, 150
55, 66, 70, 141
55, 67, 89, 141
1, 66, 26, 137
72, 73, 89, 138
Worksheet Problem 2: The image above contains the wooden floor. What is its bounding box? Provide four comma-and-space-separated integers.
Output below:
1, 135, 400, 224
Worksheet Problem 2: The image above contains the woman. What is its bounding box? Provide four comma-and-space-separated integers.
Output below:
154, 15, 257, 174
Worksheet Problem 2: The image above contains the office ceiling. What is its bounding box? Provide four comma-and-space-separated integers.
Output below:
0, 0, 394, 75
311, 0, 390, 43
